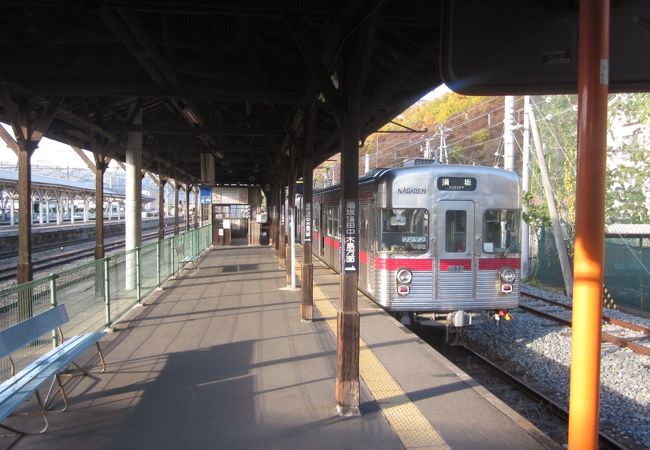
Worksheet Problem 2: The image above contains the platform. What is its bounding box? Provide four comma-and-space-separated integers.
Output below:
2, 244, 562, 450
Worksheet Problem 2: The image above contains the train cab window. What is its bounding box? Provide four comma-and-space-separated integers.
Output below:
444, 211, 467, 252
483, 209, 520, 254
379, 208, 428, 253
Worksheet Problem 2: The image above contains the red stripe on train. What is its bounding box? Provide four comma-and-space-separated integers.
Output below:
323, 236, 340, 249
478, 258, 521, 270
439, 259, 472, 271
360, 250, 368, 264
374, 258, 433, 271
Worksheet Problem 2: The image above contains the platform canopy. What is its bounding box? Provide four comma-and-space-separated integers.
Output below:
0, 1, 648, 187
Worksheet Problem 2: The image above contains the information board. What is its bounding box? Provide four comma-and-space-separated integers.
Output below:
212, 187, 248, 204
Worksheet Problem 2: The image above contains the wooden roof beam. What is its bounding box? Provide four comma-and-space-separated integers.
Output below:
287, 20, 343, 121
0, 125, 18, 156
100, 7, 178, 88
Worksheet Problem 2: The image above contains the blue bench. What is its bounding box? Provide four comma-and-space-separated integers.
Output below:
176, 244, 200, 274
0, 305, 106, 436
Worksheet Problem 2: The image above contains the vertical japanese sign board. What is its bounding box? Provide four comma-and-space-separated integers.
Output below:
199, 186, 212, 205
304, 202, 312, 243
341, 200, 357, 273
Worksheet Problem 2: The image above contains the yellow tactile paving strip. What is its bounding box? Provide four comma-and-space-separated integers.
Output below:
313, 284, 451, 450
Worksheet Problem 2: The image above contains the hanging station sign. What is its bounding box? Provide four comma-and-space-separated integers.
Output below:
211, 187, 248, 204
199, 186, 213, 204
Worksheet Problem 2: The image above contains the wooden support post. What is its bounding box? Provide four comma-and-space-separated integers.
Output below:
301, 157, 314, 321
336, 117, 361, 415
568, 1, 610, 449
174, 181, 180, 235
16, 137, 36, 284
194, 185, 200, 229
301, 107, 317, 321
286, 172, 295, 285
279, 187, 286, 267
94, 156, 108, 259
0, 92, 63, 285
88, 124, 110, 299
158, 176, 167, 241
185, 183, 191, 232
273, 187, 280, 251
336, 26, 366, 417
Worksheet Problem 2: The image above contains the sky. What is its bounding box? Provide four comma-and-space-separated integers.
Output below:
0, 122, 98, 168
0, 85, 452, 169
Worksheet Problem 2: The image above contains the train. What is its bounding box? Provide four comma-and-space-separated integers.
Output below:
311, 161, 521, 327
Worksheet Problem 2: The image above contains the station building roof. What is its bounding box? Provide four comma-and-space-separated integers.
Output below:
0, 2, 647, 190
0, 169, 156, 202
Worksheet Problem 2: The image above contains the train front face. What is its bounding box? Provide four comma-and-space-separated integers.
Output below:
372, 165, 521, 325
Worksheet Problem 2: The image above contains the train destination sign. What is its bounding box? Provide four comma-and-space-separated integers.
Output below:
437, 177, 477, 191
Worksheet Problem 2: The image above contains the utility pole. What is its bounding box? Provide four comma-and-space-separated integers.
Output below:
503, 96, 516, 171
521, 96, 531, 280
423, 138, 433, 159
529, 108, 574, 296
437, 124, 450, 163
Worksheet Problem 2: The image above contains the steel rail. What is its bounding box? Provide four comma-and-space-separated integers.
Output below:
459, 344, 627, 450
519, 297, 650, 357
0, 230, 167, 282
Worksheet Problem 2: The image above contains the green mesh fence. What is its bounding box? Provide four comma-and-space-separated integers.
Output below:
107, 249, 140, 322
56, 260, 107, 335
160, 237, 174, 281
0, 277, 54, 379
529, 226, 570, 291
529, 226, 650, 313
140, 243, 158, 295
604, 239, 650, 312
0, 224, 213, 381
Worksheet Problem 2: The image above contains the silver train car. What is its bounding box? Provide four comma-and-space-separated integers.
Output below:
312, 163, 521, 326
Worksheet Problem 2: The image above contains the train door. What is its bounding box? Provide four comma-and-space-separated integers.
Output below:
366, 200, 376, 295
359, 202, 368, 289
436, 201, 475, 302
320, 206, 326, 257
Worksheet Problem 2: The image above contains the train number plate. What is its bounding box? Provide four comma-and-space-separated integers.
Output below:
447, 265, 465, 273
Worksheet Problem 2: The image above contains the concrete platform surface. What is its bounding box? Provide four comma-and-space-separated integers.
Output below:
1, 244, 561, 450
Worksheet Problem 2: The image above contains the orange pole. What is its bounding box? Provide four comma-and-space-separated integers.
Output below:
568, 1, 610, 449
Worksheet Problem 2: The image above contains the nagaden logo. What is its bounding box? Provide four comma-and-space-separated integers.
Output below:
397, 187, 426, 194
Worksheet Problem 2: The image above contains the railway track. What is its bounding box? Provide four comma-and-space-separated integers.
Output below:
413, 325, 628, 450
455, 343, 628, 449
520, 292, 650, 357
0, 230, 172, 283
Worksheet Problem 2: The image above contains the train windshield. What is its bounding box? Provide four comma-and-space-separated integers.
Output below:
483, 209, 520, 254
379, 208, 428, 253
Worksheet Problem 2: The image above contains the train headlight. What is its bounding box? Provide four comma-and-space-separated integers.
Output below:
499, 267, 516, 283
396, 268, 413, 284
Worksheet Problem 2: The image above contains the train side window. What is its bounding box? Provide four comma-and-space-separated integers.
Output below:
445, 210, 466, 253
326, 206, 339, 237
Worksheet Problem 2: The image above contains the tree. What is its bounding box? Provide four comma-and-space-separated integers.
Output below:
606, 93, 650, 223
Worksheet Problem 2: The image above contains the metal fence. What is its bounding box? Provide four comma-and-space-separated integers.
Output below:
0, 224, 213, 381
529, 226, 650, 313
